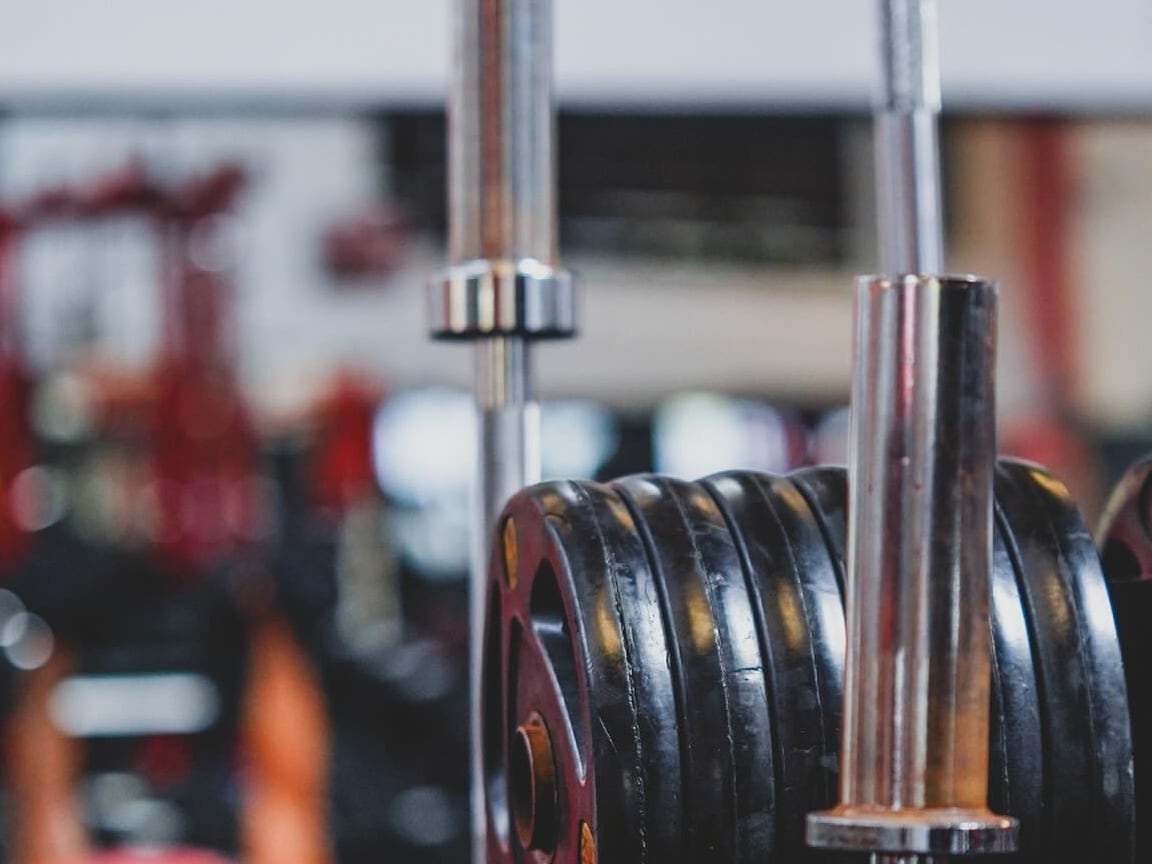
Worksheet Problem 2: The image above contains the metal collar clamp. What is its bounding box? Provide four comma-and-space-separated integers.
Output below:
807, 808, 1019, 856
428, 258, 576, 340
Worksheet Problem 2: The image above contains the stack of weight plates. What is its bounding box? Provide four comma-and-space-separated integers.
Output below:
483, 459, 1134, 864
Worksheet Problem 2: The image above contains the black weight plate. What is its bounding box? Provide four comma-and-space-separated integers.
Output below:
703, 470, 844, 863
583, 482, 684, 864
675, 478, 778, 862
788, 466, 849, 599
1097, 458, 1152, 861
614, 475, 774, 864
1096, 458, 1152, 580
487, 480, 653, 864
1099, 574, 1152, 862
996, 460, 1134, 864
984, 509, 1045, 864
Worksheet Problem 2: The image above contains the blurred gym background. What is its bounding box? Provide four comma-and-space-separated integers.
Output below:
0, 1, 1148, 862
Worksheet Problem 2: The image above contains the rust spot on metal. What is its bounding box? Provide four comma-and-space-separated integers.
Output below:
503, 516, 518, 589
579, 821, 596, 864
511, 711, 558, 855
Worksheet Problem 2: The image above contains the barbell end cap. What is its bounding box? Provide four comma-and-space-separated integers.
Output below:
427, 258, 577, 341
806, 807, 1019, 856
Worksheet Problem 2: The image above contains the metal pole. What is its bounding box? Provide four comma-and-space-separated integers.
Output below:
474, 337, 539, 554
449, 0, 557, 265
430, 2, 574, 861
875, 0, 944, 275
809, 1, 1017, 861
806, 274, 1017, 862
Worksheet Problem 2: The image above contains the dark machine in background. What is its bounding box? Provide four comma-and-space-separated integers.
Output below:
390, 111, 851, 266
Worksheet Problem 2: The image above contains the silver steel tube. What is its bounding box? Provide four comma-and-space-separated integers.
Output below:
450, 0, 557, 264
474, 336, 540, 551
809, 2, 1016, 859
449, 2, 556, 862
859, 275, 1003, 839
472, 336, 540, 863
875, 0, 944, 275
808, 276, 1015, 858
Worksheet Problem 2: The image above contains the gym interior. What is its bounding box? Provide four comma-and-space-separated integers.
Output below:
0, 3, 1148, 864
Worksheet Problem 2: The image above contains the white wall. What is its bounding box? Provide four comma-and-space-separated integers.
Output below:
4, 116, 1152, 434
0, 116, 863, 419
3, 1, 1152, 110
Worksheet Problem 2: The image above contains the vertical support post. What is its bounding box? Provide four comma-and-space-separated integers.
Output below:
430, 2, 575, 861
807, 275, 1017, 861
809, 1, 1017, 861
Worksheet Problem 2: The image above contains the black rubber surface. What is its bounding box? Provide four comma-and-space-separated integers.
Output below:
1097, 457, 1152, 862
788, 466, 848, 598
985, 515, 1045, 864
583, 482, 683, 864
995, 460, 1134, 864
704, 471, 843, 863
483, 481, 647, 864
487, 462, 1135, 864
614, 475, 773, 864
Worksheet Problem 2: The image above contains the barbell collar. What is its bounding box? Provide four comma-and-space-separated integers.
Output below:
806, 808, 1018, 856
428, 257, 576, 340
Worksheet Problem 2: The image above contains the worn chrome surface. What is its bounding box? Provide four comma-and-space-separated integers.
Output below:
807, 808, 1017, 856
474, 335, 540, 547
429, 257, 574, 338
875, 0, 944, 275
809, 1, 1014, 858
807, 276, 1017, 858
431, 2, 572, 862
449, 0, 557, 266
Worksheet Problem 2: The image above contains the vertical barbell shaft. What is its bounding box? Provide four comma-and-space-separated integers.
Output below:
433, 2, 573, 861
450, 0, 557, 265
875, 0, 945, 275
472, 332, 538, 862
452, 0, 555, 546
809, 1, 1017, 860
474, 335, 539, 580
455, 3, 549, 860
